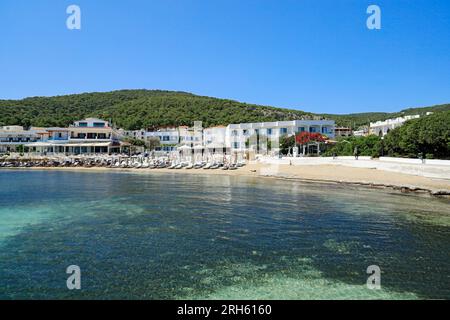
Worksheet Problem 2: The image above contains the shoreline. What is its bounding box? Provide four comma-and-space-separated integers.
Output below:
3, 163, 450, 198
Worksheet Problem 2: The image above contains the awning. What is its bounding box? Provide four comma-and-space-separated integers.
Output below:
64, 142, 112, 147
24, 142, 56, 147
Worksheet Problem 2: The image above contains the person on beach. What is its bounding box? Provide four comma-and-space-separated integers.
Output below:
354, 146, 359, 160
418, 152, 425, 164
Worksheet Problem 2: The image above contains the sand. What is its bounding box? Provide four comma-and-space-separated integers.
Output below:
9, 162, 450, 197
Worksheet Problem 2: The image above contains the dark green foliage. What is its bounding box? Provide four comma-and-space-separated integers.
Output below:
279, 135, 295, 155
1, 88, 449, 166
325, 112, 450, 159
383, 111, 450, 159
320, 104, 450, 129
323, 135, 383, 158
2, 89, 447, 130
123, 137, 145, 147
0, 90, 311, 129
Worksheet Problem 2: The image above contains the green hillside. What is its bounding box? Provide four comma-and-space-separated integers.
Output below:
320, 103, 450, 129
0, 90, 448, 130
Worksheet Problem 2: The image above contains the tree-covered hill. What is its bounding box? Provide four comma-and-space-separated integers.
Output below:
0, 90, 312, 129
0, 89, 448, 130
319, 103, 450, 129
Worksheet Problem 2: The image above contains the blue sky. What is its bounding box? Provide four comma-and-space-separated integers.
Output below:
0, 0, 449, 114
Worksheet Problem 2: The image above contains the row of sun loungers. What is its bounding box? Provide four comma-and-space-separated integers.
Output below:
0, 158, 246, 170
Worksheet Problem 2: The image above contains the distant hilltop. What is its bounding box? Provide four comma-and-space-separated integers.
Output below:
0, 89, 448, 130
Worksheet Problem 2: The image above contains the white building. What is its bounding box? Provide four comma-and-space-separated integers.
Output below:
0, 126, 40, 153
226, 120, 335, 151
178, 123, 203, 148
118, 129, 146, 140
118, 125, 202, 152
199, 119, 336, 158
144, 128, 180, 151
203, 126, 227, 148
23, 118, 127, 155
353, 127, 369, 137
370, 115, 420, 137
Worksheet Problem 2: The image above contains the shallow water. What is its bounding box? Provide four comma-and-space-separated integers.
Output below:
0, 170, 449, 299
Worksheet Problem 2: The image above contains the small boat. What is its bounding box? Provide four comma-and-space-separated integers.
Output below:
194, 162, 205, 169
203, 163, 212, 169
210, 163, 220, 170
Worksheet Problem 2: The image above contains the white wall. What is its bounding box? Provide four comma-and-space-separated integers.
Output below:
379, 157, 450, 167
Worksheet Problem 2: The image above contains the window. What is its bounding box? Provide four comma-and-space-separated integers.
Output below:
322, 127, 328, 134
267, 128, 272, 135
232, 130, 238, 136
233, 142, 239, 149
93, 122, 105, 128
280, 128, 288, 135
162, 136, 170, 141
310, 127, 317, 133
298, 127, 306, 132
78, 122, 88, 127
243, 130, 249, 135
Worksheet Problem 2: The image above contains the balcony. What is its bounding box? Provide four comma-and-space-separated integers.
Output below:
70, 135, 111, 140
48, 137, 69, 141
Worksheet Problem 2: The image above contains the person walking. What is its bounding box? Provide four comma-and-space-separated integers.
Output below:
354, 146, 359, 160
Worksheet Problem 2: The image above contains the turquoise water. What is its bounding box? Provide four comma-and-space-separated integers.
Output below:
0, 169, 449, 299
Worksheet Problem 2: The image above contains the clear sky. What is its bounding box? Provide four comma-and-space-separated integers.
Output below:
0, 0, 449, 114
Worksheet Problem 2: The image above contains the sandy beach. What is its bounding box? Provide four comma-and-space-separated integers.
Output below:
10, 162, 450, 197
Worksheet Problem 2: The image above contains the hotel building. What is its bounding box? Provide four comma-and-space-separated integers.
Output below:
118, 127, 181, 152
0, 126, 40, 153
23, 118, 128, 155
334, 127, 353, 138
1, 117, 335, 156
369, 115, 421, 137
145, 128, 180, 152
225, 120, 335, 151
